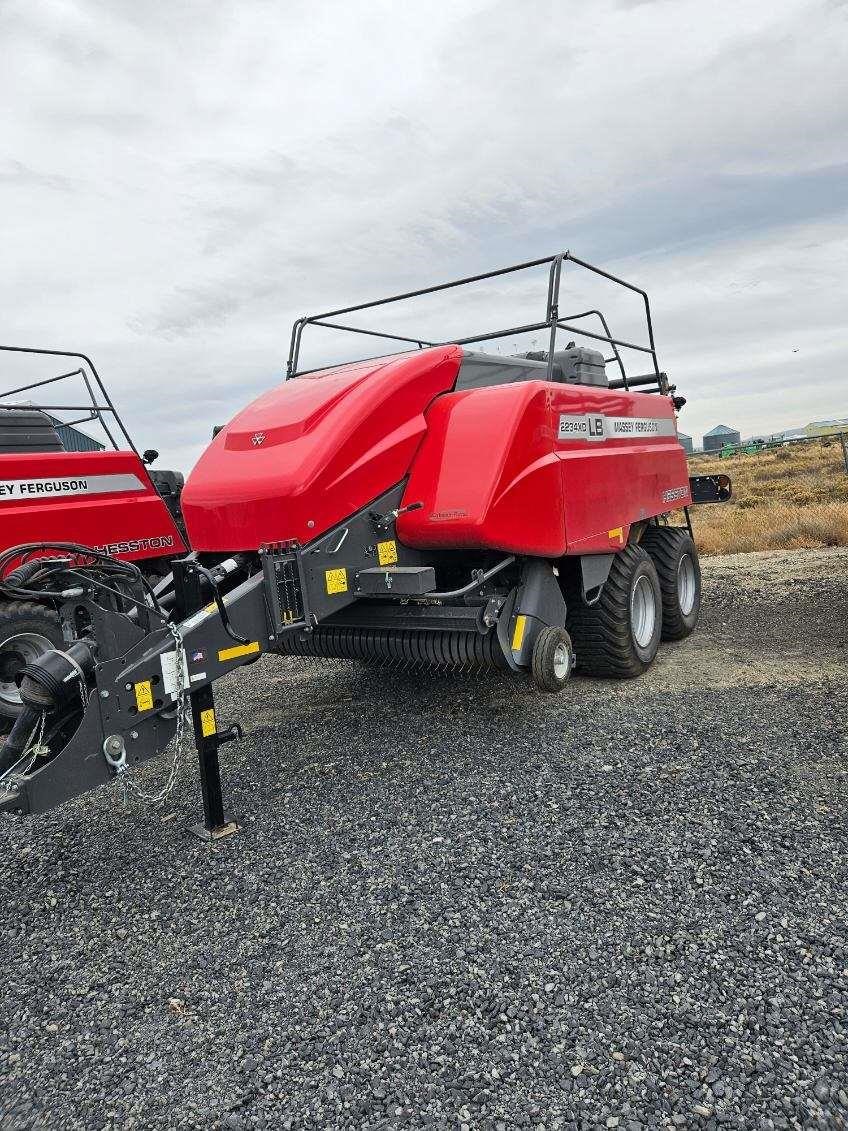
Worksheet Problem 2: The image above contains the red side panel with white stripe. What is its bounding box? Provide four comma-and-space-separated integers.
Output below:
0, 451, 187, 562
398, 380, 689, 556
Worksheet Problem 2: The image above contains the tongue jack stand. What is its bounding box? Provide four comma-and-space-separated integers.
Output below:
173, 558, 242, 841
186, 683, 242, 841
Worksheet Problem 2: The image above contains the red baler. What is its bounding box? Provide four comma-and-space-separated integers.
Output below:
0, 253, 730, 829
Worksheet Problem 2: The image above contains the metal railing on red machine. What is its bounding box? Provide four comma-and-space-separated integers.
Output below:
286, 250, 669, 394
0, 344, 138, 455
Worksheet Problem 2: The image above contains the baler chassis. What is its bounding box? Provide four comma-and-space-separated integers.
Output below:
0, 252, 732, 834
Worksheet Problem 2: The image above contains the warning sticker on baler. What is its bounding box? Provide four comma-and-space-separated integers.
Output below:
160, 649, 190, 700
134, 680, 154, 712
200, 708, 217, 738
377, 539, 398, 566
325, 568, 348, 595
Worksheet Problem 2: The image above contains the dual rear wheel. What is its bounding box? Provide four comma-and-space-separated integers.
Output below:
541, 527, 700, 686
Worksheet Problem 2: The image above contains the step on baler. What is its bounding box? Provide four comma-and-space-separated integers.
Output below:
0, 347, 187, 735
0, 253, 730, 835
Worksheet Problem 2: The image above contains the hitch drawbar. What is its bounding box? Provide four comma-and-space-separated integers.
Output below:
0, 554, 265, 830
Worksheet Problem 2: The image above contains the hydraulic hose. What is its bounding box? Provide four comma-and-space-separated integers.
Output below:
0, 703, 42, 776
0, 641, 95, 779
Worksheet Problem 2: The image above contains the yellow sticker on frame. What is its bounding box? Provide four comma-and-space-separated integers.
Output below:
134, 680, 154, 712
377, 539, 398, 566
511, 614, 527, 653
200, 707, 217, 738
325, 567, 348, 595
218, 641, 261, 662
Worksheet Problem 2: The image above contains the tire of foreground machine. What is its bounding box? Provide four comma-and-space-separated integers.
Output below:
640, 526, 701, 641
530, 626, 574, 693
0, 601, 64, 734
565, 544, 662, 678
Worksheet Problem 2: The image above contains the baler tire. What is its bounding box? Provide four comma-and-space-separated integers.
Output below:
641, 526, 701, 640
565, 544, 662, 679
0, 601, 64, 734
531, 626, 574, 693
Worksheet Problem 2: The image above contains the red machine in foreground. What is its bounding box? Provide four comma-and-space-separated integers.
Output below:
0, 253, 729, 832
0, 348, 186, 732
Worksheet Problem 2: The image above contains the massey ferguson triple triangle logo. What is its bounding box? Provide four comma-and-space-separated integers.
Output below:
251, 432, 266, 446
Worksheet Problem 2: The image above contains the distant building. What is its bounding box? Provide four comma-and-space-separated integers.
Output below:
47, 414, 105, 452
678, 432, 694, 454
804, 418, 848, 438
703, 424, 741, 452
19, 399, 106, 452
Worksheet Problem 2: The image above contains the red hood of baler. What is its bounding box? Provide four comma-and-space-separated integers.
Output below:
181, 346, 462, 551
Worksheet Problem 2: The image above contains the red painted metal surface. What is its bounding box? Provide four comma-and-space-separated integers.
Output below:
399, 381, 688, 555
182, 345, 688, 557
182, 347, 463, 551
0, 450, 186, 562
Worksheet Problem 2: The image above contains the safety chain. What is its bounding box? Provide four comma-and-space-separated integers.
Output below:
121, 620, 189, 807
0, 710, 48, 793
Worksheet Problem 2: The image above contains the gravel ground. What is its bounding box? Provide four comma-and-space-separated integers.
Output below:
1, 547, 847, 1130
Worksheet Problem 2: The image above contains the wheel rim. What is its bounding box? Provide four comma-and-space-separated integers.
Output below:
0, 632, 53, 710
630, 575, 657, 649
677, 554, 696, 616
552, 641, 571, 680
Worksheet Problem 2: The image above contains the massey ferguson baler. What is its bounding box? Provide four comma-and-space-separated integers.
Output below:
0, 347, 187, 734
0, 253, 730, 836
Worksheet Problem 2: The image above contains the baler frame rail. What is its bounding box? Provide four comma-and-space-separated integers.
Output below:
0, 344, 137, 455
286, 251, 661, 392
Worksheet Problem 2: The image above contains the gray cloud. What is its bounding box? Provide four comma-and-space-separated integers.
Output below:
0, 160, 77, 192
0, 0, 846, 470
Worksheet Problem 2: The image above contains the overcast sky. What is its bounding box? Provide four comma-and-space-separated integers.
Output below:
2, 0, 846, 469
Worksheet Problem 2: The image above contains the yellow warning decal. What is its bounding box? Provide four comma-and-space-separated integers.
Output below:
203, 601, 217, 614
511, 614, 527, 653
377, 539, 398, 566
608, 527, 625, 544
325, 567, 348, 595
134, 680, 154, 712
200, 707, 217, 738
217, 641, 261, 662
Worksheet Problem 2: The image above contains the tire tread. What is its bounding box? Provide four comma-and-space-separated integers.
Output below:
563, 544, 660, 678
641, 526, 701, 641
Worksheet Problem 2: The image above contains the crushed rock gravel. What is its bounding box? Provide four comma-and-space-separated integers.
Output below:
1, 547, 847, 1130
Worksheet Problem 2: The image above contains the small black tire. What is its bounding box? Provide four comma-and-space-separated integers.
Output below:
641, 526, 701, 640
565, 544, 662, 678
0, 601, 63, 734
530, 626, 574, 693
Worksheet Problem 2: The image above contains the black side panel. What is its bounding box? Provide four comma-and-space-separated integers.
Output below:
509, 560, 568, 667
0, 408, 63, 453
454, 351, 554, 391
149, 468, 186, 528
580, 553, 615, 600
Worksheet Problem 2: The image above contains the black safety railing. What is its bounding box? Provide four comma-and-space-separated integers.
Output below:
286, 251, 663, 392
0, 345, 137, 454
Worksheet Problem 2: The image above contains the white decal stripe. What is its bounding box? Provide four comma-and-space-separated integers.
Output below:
558, 413, 677, 442
0, 473, 146, 502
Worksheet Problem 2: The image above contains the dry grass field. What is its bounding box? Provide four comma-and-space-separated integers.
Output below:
689, 436, 848, 555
